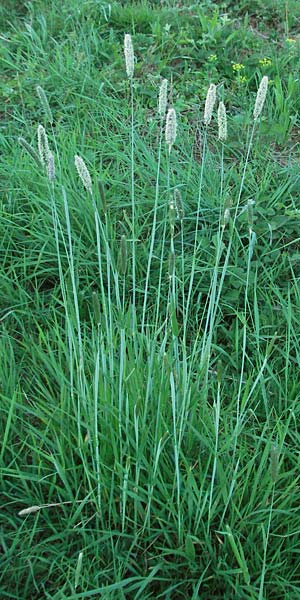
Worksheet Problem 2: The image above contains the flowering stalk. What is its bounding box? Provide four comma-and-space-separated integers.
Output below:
37, 124, 50, 166
165, 107, 177, 153
141, 80, 168, 336
218, 101, 227, 142
124, 34, 137, 340
36, 85, 60, 173
47, 151, 55, 183
74, 155, 92, 194
124, 34, 134, 79
253, 76, 268, 121
204, 83, 216, 126
158, 78, 168, 118
202, 77, 269, 463
218, 100, 227, 207
154, 106, 178, 332
209, 74, 269, 341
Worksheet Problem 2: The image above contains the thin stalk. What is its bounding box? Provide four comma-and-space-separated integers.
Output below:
233, 228, 254, 456
154, 147, 171, 335
50, 184, 76, 436
154, 212, 168, 336
170, 227, 180, 382
130, 80, 136, 335
92, 199, 112, 376
105, 212, 114, 377
170, 370, 181, 542
62, 187, 86, 441
62, 187, 84, 372
220, 142, 224, 202
141, 122, 164, 336
184, 128, 208, 343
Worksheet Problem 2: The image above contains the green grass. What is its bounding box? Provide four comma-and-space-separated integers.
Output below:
1, 1, 300, 598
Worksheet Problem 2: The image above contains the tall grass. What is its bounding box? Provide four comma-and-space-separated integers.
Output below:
2, 19, 300, 600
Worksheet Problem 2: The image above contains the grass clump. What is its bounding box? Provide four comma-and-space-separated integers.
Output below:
1, 1, 300, 598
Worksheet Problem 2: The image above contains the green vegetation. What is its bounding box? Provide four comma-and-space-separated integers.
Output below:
1, 1, 300, 598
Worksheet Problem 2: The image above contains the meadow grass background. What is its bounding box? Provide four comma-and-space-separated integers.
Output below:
1, 0, 300, 598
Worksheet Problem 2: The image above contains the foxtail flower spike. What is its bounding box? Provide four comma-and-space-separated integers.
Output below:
218, 101, 227, 141
37, 124, 50, 166
253, 76, 268, 120
124, 34, 134, 79
74, 155, 92, 194
165, 108, 177, 152
158, 79, 168, 118
204, 83, 216, 126
47, 151, 55, 182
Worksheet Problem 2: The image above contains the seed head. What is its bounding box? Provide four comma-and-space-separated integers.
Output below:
204, 83, 216, 126
18, 505, 41, 516
47, 151, 55, 182
174, 188, 184, 222
37, 124, 50, 166
158, 79, 168, 118
74, 155, 92, 194
222, 207, 230, 229
165, 108, 177, 152
18, 136, 41, 166
36, 85, 53, 124
253, 76, 268, 120
217, 101, 227, 141
193, 126, 202, 162
124, 34, 134, 79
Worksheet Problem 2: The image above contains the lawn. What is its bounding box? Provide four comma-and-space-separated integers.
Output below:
1, 0, 300, 598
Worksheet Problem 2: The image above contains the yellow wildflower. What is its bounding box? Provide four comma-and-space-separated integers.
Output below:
232, 63, 245, 72
259, 57, 272, 67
